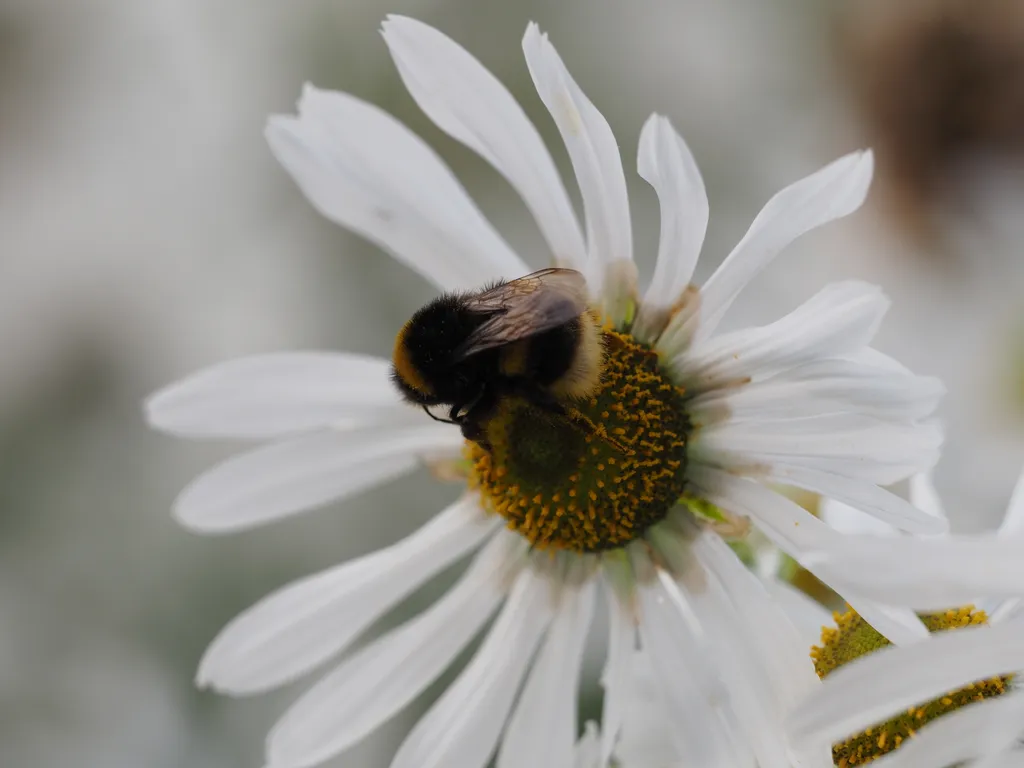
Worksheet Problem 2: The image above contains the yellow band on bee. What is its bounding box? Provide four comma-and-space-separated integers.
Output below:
393, 323, 434, 396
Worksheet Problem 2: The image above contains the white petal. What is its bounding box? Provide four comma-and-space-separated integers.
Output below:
196, 497, 498, 694
615, 651, 687, 768
692, 531, 819, 709
600, 258, 640, 331
634, 556, 739, 765
676, 558, 825, 768
599, 582, 635, 765
523, 24, 632, 286
266, 84, 527, 292
694, 414, 942, 486
859, 694, 1024, 768
265, 531, 520, 768
175, 425, 463, 532
145, 353, 403, 440
846, 347, 912, 373
760, 578, 833, 649
498, 579, 596, 768
687, 361, 945, 426
802, 534, 1024, 611
633, 114, 707, 339
776, 500, 928, 644
998, 465, 1024, 536
988, 471, 1024, 624
390, 569, 553, 768
688, 466, 839, 557
787, 622, 1024, 749
972, 751, 1024, 768
910, 471, 948, 523
769, 465, 946, 534
842, 594, 930, 646
819, 496, 897, 536
573, 722, 602, 768
381, 16, 587, 273
669, 281, 888, 390
989, 597, 1024, 625
686, 150, 874, 345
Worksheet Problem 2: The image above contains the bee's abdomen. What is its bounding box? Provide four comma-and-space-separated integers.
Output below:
548, 314, 603, 400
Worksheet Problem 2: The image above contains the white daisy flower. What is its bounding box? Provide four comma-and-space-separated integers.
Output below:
146, 16, 945, 768
786, 466, 1024, 766
789, 621, 1024, 768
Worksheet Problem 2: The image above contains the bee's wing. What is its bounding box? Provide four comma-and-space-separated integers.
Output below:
458, 268, 589, 358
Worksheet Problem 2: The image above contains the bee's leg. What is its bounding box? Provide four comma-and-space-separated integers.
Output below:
460, 419, 488, 448
459, 389, 497, 452
422, 405, 458, 425
513, 381, 628, 454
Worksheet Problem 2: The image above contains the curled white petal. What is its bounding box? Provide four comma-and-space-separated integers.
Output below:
523, 23, 632, 291
678, 150, 874, 346
266, 84, 527, 291
634, 114, 707, 341
382, 15, 586, 273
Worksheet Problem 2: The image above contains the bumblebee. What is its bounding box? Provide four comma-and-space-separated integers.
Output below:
391, 268, 604, 445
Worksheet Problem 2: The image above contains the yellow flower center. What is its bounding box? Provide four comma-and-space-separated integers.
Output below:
812, 607, 1012, 767
468, 329, 691, 552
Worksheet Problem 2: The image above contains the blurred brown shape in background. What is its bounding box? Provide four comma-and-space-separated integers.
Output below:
839, 0, 1024, 246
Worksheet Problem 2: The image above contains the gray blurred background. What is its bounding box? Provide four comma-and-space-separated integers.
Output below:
2, 0, 1023, 765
